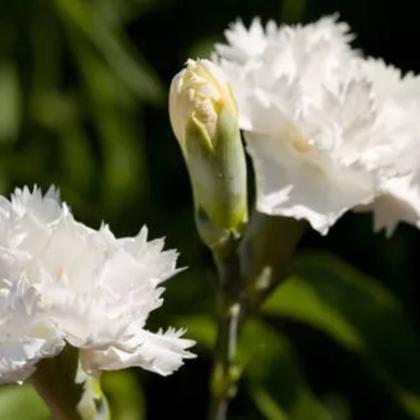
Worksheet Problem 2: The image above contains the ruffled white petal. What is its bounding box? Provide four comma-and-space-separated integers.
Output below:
215, 18, 274, 64
353, 59, 420, 233
80, 327, 195, 376
0, 276, 64, 383
246, 129, 376, 233
370, 173, 420, 236
117, 226, 182, 285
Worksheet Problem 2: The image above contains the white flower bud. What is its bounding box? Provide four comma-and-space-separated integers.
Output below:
169, 59, 237, 151
169, 59, 248, 249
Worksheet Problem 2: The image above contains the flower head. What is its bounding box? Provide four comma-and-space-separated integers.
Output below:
0, 186, 194, 384
213, 16, 420, 234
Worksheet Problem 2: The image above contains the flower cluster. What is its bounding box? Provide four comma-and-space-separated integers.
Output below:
212, 16, 420, 235
0, 187, 194, 384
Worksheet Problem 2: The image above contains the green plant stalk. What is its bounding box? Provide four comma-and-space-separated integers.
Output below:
31, 346, 110, 420
209, 297, 242, 420
208, 213, 306, 419
209, 240, 244, 420
187, 103, 248, 419
31, 346, 84, 420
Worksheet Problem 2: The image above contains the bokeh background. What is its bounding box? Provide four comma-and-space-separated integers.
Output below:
1, 0, 420, 419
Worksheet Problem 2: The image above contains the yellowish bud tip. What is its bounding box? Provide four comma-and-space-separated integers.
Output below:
169, 59, 237, 149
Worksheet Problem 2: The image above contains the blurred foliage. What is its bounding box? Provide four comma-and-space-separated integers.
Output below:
0, 385, 48, 419
101, 371, 146, 420
0, 0, 162, 225
1, 0, 420, 419
263, 254, 420, 419
178, 253, 420, 420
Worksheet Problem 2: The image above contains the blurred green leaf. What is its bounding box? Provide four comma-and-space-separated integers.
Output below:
0, 384, 48, 419
58, 124, 95, 193
30, 13, 63, 91
102, 370, 146, 420
177, 314, 329, 420
241, 320, 330, 420
321, 393, 350, 420
53, 0, 163, 104
68, 36, 149, 213
249, 385, 288, 420
0, 62, 20, 143
92, 0, 162, 26
263, 253, 420, 419
175, 314, 217, 350
30, 91, 79, 130
99, 119, 146, 211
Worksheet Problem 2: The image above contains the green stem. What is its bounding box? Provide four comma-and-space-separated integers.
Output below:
209, 240, 244, 420
209, 296, 242, 420
31, 346, 84, 420
208, 214, 305, 419
31, 346, 110, 420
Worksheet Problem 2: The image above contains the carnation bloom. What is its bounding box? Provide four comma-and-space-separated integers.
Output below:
213, 16, 420, 234
0, 186, 194, 384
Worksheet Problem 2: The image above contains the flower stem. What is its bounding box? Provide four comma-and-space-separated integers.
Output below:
31, 346, 84, 420
209, 297, 242, 420
209, 240, 244, 420
208, 215, 305, 419
31, 346, 110, 420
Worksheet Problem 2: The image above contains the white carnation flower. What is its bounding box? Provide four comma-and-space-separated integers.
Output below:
213, 16, 420, 234
0, 186, 195, 384
213, 16, 373, 233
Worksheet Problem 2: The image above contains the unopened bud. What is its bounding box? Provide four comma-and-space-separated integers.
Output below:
169, 59, 248, 249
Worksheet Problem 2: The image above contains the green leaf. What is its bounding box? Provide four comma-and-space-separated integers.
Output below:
102, 370, 146, 420
263, 253, 420, 418
0, 385, 49, 420
58, 124, 95, 194
67, 39, 149, 214
0, 62, 21, 143
53, 0, 163, 104
175, 314, 216, 350
177, 315, 329, 420
241, 320, 330, 420
249, 385, 288, 420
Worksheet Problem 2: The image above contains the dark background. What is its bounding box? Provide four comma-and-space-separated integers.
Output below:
0, 1, 419, 419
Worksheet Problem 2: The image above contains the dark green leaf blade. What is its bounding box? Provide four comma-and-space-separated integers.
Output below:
263, 253, 420, 418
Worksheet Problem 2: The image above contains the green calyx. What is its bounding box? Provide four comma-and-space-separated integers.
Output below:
31, 346, 110, 420
183, 104, 248, 249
